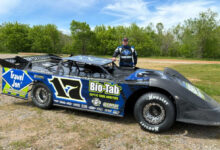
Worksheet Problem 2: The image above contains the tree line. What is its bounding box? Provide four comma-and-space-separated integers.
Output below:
0, 10, 220, 58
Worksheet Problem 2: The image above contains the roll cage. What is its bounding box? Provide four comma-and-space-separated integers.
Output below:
56, 58, 117, 80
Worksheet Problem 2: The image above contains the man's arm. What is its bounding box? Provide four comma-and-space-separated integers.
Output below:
134, 50, 138, 65
112, 47, 120, 61
131, 46, 138, 65
113, 47, 120, 57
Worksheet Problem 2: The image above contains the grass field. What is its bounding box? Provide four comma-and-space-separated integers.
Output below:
0, 54, 220, 150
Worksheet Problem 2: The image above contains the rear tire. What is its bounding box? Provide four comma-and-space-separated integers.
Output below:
134, 92, 175, 133
31, 83, 53, 109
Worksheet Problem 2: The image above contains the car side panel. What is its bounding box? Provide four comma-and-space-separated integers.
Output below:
1, 67, 149, 117
43, 76, 148, 117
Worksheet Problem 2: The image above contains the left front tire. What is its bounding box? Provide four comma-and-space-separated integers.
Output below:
134, 92, 175, 133
31, 83, 53, 109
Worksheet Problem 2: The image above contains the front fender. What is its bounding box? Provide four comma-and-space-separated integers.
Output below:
149, 78, 220, 126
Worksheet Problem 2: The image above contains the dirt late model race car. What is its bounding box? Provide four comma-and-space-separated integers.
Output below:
0, 54, 220, 132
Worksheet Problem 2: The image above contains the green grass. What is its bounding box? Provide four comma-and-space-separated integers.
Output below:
172, 64, 220, 103
8, 136, 38, 150
31, 107, 44, 115
141, 56, 220, 61
10, 141, 31, 150
0, 51, 16, 54
94, 55, 220, 61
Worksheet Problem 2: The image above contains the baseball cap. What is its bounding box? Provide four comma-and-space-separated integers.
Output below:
122, 37, 128, 42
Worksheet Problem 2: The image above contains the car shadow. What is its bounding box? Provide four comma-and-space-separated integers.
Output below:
164, 122, 220, 139
14, 100, 220, 140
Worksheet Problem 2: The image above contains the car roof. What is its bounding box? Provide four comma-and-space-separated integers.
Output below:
63, 55, 113, 66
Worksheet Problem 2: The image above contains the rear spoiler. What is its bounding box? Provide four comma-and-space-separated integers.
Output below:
0, 54, 61, 69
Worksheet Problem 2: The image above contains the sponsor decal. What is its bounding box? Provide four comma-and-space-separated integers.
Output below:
113, 110, 120, 115
2, 69, 32, 90
92, 98, 101, 106
89, 81, 121, 95
2, 68, 33, 98
3, 88, 27, 96
73, 103, 81, 107
81, 104, 88, 109
49, 76, 86, 103
96, 107, 103, 112
54, 100, 82, 108
177, 80, 205, 100
89, 81, 121, 100
104, 109, 112, 113
66, 102, 72, 106
89, 106, 96, 110
122, 49, 132, 55
33, 75, 44, 79
54, 100, 59, 103
60, 101, 66, 105
103, 102, 119, 109
185, 82, 205, 100
89, 93, 119, 100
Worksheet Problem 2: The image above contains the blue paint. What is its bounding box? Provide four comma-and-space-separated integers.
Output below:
125, 69, 150, 81
2, 69, 32, 90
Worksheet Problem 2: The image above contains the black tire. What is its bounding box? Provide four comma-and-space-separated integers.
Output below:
134, 92, 175, 133
31, 82, 53, 109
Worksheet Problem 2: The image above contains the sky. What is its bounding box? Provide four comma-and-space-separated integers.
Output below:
0, 0, 220, 34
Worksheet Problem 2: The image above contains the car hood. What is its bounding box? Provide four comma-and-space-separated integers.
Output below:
125, 68, 219, 105
125, 68, 165, 81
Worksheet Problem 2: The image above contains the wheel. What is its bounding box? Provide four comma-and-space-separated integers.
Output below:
31, 82, 53, 109
134, 92, 175, 133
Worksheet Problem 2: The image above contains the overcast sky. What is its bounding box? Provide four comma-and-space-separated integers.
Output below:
0, 0, 219, 34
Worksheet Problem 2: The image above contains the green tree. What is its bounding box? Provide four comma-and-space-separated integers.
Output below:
0, 9, 220, 58
156, 22, 164, 35
177, 9, 220, 58
94, 25, 119, 55
70, 20, 95, 54
28, 24, 60, 53
59, 33, 73, 54
0, 22, 30, 53
127, 23, 156, 56
45, 24, 60, 53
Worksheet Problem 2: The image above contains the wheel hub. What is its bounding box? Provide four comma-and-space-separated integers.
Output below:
143, 103, 166, 125
35, 88, 48, 104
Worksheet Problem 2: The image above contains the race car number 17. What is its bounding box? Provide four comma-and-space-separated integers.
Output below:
49, 77, 86, 102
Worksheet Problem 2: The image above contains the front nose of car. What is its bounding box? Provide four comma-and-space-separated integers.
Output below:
176, 94, 220, 126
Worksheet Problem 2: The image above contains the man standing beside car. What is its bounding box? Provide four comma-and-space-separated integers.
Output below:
112, 38, 138, 68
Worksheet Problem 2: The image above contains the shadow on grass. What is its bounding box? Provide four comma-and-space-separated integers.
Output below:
165, 122, 220, 139
14, 100, 220, 140
13, 100, 137, 125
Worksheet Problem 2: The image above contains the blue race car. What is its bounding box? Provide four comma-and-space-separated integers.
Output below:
1, 54, 220, 132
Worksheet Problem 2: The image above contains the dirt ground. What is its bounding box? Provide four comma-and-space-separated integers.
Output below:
0, 54, 220, 150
